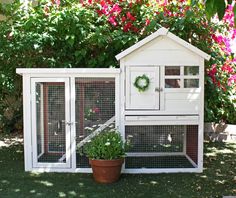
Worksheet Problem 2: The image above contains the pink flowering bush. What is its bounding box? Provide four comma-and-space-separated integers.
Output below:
205, 4, 236, 123
0, 0, 235, 133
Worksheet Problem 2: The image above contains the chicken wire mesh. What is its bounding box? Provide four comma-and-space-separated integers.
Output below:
35, 82, 66, 163
75, 78, 116, 168
125, 125, 198, 169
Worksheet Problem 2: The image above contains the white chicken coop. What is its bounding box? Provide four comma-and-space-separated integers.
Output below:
17, 27, 210, 173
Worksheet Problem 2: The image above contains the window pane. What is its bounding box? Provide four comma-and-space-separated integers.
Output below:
165, 66, 180, 75
184, 79, 199, 88
184, 66, 199, 75
165, 79, 181, 88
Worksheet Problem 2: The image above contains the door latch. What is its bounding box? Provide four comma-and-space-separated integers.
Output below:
155, 87, 163, 92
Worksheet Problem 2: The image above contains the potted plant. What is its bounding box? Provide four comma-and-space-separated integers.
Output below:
81, 129, 130, 183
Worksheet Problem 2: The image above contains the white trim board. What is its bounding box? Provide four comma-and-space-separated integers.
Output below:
115, 27, 210, 61
16, 68, 121, 75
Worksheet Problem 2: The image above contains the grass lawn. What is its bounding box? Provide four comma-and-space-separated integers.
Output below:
0, 134, 236, 198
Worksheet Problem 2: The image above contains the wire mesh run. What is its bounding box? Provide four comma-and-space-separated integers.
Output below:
35, 82, 66, 163
126, 125, 185, 153
125, 125, 198, 169
75, 78, 116, 168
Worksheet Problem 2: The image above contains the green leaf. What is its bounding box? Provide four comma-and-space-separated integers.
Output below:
216, 0, 226, 20
205, 0, 217, 19
234, 5, 236, 27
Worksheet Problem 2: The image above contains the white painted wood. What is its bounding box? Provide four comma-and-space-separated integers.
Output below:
125, 115, 199, 121
115, 74, 120, 130
125, 110, 200, 115
198, 58, 205, 172
123, 168, 202, 174
30, 168, 76, 173
186, 154, 197, 168
125, 115, 199, 126
126, 66, 160, 110
125, 120, 199, 126
39, 84, 45, 157
23, 74, 33, 171
165, 100, 199, 113
16, 68, 120, 75
120, 61, 126, 173
65, 77, 71, 168
70, 77, 76, 171
75, 168, 92, 173
123, 50, 200, 66
115, 27, 210, 61
165, 93, 200, 100
163, 88, 201, 93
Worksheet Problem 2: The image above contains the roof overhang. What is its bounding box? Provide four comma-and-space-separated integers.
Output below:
115, 27, 211, 61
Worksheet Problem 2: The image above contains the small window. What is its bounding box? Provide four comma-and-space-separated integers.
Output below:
184, 79, 199, 88
165, 66, 180, 75
184, 66, 199, 76
165, 79, 181, 88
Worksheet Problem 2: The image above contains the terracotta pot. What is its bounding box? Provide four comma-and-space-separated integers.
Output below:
89, 158, 124, 184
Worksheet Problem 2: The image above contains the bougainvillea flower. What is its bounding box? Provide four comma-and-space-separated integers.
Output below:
145, 19, 150, 26
127, 12, 136, 21
222, 64, 233, 73
108, 15, 117, 26
228, 74, 236, 86
123, 22, 132, 32
121, 16, 126, 23
111, 3, 122, 15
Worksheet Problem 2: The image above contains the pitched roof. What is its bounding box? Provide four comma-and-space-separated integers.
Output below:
115, 27, 211, 61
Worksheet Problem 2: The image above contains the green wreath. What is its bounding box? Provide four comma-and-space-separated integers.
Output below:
133, 74, 150, 92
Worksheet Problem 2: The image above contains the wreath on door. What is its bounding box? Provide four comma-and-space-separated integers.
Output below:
133, 74, 150, 92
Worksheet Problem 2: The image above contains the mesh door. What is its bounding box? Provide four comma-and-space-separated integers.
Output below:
125, 125, 198, 169
34, 82, 67, 164
75, 78, 116, 168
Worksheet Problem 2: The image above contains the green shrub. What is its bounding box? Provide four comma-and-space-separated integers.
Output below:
81, 129, 130, 160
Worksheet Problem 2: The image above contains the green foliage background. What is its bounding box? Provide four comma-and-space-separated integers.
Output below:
0, 0, 234, 133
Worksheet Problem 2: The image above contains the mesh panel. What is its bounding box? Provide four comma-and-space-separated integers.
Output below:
75, 78, 116, 168
126, 125, 184, 153
125, 125, 198, 169
35, 82, 66, 163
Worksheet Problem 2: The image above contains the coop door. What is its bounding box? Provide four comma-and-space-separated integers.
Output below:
31, 78, 71, 168
126, 66, 160, 110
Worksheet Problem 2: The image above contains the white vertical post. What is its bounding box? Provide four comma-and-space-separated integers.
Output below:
198, 58, 205, 172
70, 77, 76, 171
115, 74, 120, 131
119, 60, 126, 173
40, 84, 45, 156
23, 74, 33, 171
65, 78, 71, 168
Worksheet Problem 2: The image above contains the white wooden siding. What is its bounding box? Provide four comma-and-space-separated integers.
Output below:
123, 36, 201, 66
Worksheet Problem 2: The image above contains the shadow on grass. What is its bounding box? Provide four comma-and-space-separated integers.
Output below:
0, 140, 235, 198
